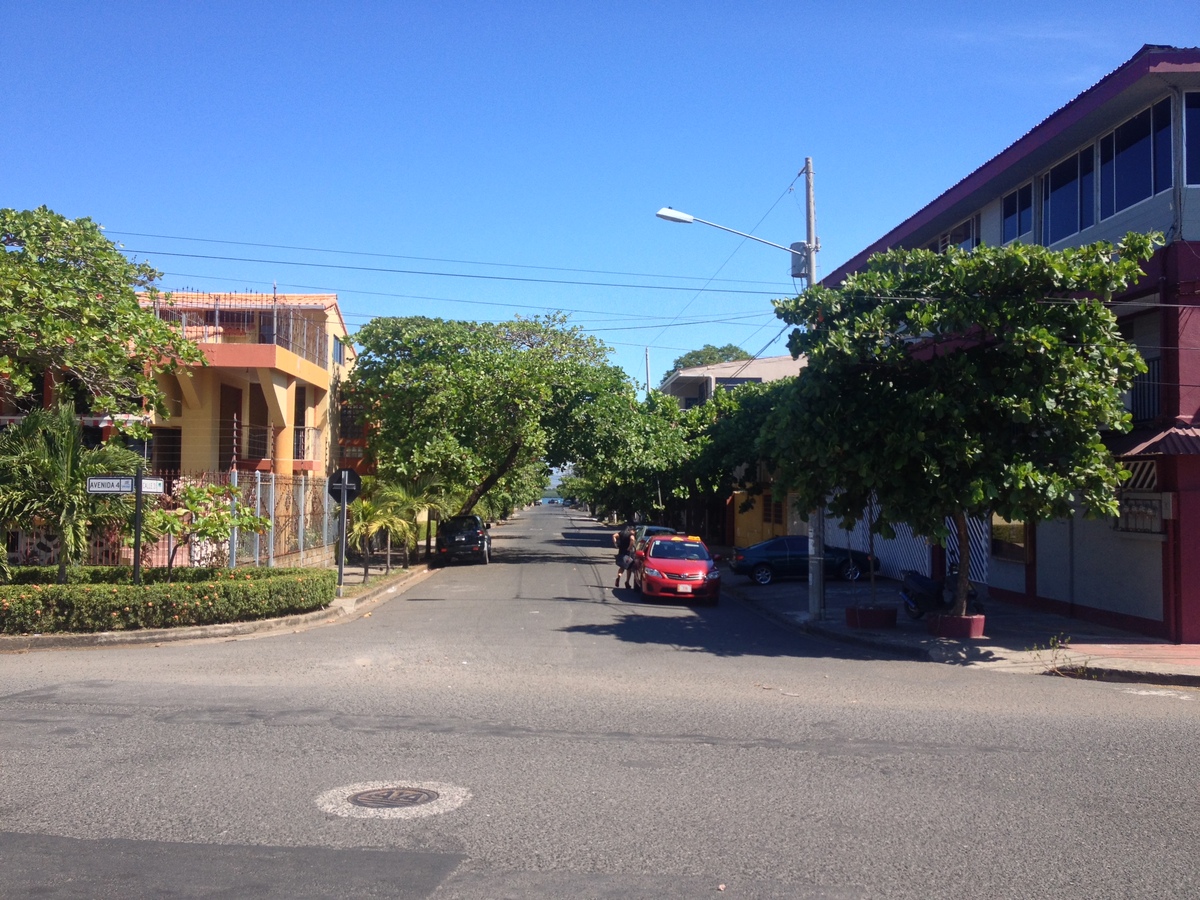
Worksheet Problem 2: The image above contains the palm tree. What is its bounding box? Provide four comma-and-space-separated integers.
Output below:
374, 475, 455, 569
0, 403, 143, 583
346, 488, 407, 583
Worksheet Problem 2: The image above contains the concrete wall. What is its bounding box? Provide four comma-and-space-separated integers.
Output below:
990, 557, 1026, 593
1037, 512, 1164, 622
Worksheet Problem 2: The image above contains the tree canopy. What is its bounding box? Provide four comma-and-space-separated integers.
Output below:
767, 233, 1160, 612
0, 207, 204, 421
661, 343, 751, 385
348, 314, 633, 515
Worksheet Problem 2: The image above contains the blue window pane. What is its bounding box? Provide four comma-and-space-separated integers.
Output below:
1079, 147, 1095, 231
1186, 93, 1200, 186
1047, 156, 1080, 244
1114, 108, 1152, 212
1100, 134, 1115, 219
1018, 184, 1032, 235
1041, 174, 1050, 245
1153, 98, 1172, 195
1003, 192, 1018, 243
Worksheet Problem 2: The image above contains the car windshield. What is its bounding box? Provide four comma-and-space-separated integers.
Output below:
442, 517, 481, 534
648, 540, 709, 561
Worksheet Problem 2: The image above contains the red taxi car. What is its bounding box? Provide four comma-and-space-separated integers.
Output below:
632, 534, 720, 605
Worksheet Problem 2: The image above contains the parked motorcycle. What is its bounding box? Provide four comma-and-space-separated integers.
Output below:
899, 564, 981, 619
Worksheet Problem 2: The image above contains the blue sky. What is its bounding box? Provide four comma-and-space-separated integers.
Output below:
5, 2, 1199, 389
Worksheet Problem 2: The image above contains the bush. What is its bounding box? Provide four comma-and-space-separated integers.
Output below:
0, 568, 336, 634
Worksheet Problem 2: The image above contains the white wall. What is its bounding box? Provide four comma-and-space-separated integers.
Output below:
1035, 511, 1164, 622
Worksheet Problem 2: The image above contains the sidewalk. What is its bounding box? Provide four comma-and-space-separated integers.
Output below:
721, 570, 1200, 688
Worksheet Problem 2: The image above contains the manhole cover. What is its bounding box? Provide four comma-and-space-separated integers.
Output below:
316, 780, 469, 819
349, 787, 440, 808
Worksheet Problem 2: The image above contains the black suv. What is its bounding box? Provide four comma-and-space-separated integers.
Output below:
435, 515, 492, 566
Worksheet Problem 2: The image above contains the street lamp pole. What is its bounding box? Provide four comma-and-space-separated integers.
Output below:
800, 158, 825, 620
657, 157, 826, 618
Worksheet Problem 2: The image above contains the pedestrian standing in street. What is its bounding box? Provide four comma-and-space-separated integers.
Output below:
613, 524, 636, 589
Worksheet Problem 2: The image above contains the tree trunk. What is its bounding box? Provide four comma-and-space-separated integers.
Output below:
951, 510, 972, 616
362, 536, 371, 583
385, 532, 392, 574
457, 440, 523, 515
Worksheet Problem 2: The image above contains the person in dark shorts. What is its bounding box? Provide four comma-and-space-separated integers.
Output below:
612, 524, 636, 588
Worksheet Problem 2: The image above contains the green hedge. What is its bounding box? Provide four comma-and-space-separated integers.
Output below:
0, 568, 337, 635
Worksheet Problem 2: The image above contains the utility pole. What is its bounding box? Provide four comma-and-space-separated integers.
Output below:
802, 158, 826, 620
645, 347, 651, 396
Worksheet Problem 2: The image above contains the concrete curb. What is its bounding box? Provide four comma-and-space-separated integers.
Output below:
724, 581, 1200, 687
0, 565, 435, 653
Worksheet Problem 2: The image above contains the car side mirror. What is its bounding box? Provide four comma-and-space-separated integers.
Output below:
635, 550, 645, 559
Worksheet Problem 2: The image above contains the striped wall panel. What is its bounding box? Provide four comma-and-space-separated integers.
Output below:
823, 506, 990, 584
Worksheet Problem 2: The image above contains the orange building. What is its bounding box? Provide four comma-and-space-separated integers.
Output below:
140, 291, 355, 478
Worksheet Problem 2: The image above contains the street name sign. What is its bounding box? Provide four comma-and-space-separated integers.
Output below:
140, 477, 166, 494
87, 476, 134, 494
86, 475, 166, 495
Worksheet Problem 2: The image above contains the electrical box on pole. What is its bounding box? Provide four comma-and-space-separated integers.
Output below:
789, 242, 808, 279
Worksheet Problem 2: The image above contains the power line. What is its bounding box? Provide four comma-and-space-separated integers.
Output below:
131, 249, 789, 296
109, 230, 796, 289
158, 272, 780, 335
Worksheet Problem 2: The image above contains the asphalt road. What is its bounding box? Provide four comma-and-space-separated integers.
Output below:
2, 506, 1198, 899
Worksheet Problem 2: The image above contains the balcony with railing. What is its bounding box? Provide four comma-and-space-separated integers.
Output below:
150, 295, 330, 369
237, 425, 323, 470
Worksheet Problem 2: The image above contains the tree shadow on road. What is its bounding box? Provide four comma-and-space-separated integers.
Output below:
558, 604, 896, 661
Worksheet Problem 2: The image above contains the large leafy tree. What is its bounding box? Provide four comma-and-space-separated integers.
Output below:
0, 206, 204, 419
0, 403, 143, 583
767, 233, 1160, 613
661, 343, 751, 385
564, 391, 710, 521
348, 314, 633, 515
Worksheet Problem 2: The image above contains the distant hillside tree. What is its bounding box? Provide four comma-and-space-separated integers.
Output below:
661, 344, 751, 385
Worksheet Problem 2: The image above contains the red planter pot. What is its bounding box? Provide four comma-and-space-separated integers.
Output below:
845, 606, 898, 629
927, 614, 986, 639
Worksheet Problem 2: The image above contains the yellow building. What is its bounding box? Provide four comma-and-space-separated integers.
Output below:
140, 291, 355, 477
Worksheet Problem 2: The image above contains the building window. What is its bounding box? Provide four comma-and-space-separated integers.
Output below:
333, 339, 345, 365
1099, 98, 1171, 220
991, 514, 1027, 563
761, 492, 784, 526
1041, 148, 1096, 245
1002, 184, 1033, 243
339, 403, 365, 440
926, 214, 981, 253
1114, 494, 1165, 534
1187, 92, 1200, 186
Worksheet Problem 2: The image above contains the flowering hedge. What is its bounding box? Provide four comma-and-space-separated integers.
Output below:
0, 568, 337, 634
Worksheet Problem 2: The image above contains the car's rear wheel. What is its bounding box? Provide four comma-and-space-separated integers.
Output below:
840, 560, 862, 581
751, 564, 773, 585
480, 544, 490, 565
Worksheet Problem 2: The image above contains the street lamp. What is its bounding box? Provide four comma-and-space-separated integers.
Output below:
655, 208, 807, 277
655, 159, 827, 619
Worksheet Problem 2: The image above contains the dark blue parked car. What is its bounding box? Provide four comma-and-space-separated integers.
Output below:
729, 535, 878, 585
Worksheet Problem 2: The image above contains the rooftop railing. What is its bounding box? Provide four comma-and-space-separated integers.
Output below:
153, 298, 329, 369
